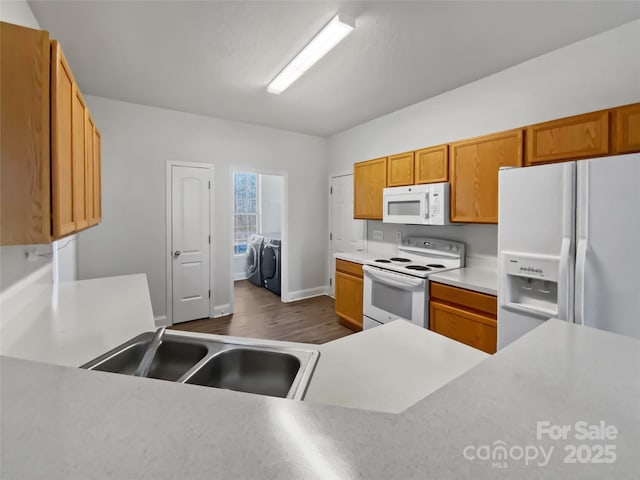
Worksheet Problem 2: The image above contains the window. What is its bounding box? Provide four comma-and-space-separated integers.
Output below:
233, 172, 258, 254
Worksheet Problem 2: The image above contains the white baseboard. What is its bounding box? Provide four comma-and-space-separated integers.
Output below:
283, 286, 328, 303
213, 304, 232, 317
154, 315, 170, 327
234, 274, 249, 281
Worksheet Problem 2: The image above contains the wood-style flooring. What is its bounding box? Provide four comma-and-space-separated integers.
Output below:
169, 280, 354, 344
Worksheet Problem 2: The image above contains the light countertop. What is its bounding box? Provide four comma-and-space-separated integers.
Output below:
307, 320, 488, 413
333, 251, 379, 264
0, 273, 155, 367
2, 319, 639, 478
334, 251, 498, 296
429, 266, 498, 296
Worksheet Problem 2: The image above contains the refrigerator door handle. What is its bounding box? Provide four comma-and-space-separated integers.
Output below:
574, 238, 587, 326
557, 236, 572, 321
574, 161, 589, 327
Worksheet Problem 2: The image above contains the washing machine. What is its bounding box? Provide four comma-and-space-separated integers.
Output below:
245, 234, 264, 287
261, 238, 281, 296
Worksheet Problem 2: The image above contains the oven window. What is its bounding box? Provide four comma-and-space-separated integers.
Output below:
387, 200, 420, 216
372, 282, 413, 319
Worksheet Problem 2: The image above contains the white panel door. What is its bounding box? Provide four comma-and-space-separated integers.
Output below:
171, 165, 211, 323
575, 153, 640, 338
329, 174, 364, 296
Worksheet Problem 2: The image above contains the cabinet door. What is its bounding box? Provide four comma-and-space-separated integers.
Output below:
72, 89, 88, 230
85, 113, 96, 225
354, 157, 387, 220
450, 129, 523, 223
429, 301, 496, 354
387, 152, 414, 186
50, 41, 76, 239
612, 103, 640, 154
93, 127, 102, 223
526, 110, 609, 165
335, 271, 363, 331
415, 145, 448, 184
0, 22, 51, 245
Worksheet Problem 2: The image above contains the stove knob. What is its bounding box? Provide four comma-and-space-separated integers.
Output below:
452, 246, 459, 252
445, 244, 452, 251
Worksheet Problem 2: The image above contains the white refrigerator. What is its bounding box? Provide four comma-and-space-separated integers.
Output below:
497, 153, 640, 349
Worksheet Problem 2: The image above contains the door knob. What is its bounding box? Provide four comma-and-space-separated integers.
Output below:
174, 250, 181, 257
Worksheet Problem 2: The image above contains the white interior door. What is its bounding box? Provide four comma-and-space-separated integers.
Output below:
171, 165, 211, 323
329, 174, 364, 296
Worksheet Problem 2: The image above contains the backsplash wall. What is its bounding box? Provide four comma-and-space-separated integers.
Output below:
365, 221, 498, 263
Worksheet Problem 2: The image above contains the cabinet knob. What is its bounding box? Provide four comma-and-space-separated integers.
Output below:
174, 250, 181, 258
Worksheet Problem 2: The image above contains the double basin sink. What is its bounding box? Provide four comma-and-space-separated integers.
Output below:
81, 331, 320, 400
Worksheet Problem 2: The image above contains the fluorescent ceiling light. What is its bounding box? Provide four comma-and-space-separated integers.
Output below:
267, 14, 355, 95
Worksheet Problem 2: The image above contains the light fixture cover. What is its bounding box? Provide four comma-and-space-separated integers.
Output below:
267, 14, 355, 95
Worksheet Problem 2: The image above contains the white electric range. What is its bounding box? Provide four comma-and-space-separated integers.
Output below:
362, 237, 465, 330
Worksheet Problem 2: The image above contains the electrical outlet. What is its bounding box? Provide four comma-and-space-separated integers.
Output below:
373, 230, 383, 241
396, 231, 403, 243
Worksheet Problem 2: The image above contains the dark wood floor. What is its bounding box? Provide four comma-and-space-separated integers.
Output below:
170, 280, 354, 344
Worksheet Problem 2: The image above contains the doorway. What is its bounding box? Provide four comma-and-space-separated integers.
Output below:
230, 169, 286, 314
165, 161, 214, 324
328, 174, 365, 297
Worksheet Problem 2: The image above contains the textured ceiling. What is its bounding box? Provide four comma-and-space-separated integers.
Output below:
29, 1, 640, 136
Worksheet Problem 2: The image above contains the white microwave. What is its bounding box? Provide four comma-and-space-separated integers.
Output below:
382, 183, 453, 225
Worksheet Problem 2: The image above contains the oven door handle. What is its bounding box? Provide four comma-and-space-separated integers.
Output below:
363, 265, 424, 288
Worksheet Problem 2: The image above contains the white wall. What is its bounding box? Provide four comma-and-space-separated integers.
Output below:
260, 174, 283, 236
328, 20, 640, 258
0, 0, 40, 29
77, 96, 327, 317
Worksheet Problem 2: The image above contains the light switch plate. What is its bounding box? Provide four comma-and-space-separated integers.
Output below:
373, 230, 383, 241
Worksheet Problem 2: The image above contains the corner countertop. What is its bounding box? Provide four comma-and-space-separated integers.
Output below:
306, 320, 488, 413
333, 251, 379, 264
2, 319, 639, 478
0, 273, 155, 367
429, 266, 498, 296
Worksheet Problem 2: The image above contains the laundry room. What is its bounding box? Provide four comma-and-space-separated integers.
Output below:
232, 171, 285, 311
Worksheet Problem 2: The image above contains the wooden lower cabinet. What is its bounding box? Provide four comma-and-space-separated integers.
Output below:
429, 282, 497, 354
334, 259, 363, 331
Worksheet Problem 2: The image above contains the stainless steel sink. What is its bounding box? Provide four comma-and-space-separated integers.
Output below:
81, 332, 319, 400
183, 348, 301, 398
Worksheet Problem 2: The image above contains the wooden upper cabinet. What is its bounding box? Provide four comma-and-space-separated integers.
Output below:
1, 24, 101, 244
450, 129, 523, 223
354, 157, 387, 220
0, 22, 51, 245
92, 127, 102, 223
51, 41, 76, 239
387, 151, 414, 186
612, 103, 640, 154
526, 110, 609, 165
72, 88, 89, 230
415, 144, 448, 184
85, 113, 96, 225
